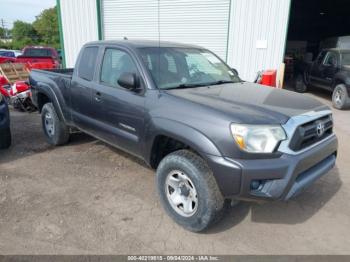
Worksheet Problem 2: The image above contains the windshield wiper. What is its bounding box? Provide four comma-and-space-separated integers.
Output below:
165, 80, 235, 90
205, 80, 235, 86
165, 83, 208, 90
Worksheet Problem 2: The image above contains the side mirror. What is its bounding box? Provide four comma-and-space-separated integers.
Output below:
231, 68, 239, 76
117, 72, 140, 90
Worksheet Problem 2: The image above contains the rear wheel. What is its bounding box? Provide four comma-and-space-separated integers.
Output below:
0, 127, 11, 149
41, 103, 70, 145
332, 84, 350, 110
156, 150, 225, 232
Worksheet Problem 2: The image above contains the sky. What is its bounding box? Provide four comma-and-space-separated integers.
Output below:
0, 0, 56, 29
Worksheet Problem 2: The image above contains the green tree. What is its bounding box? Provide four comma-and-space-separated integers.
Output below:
0, 27, 5, 38
33, 7, 60, 49
11, 20, 38, 49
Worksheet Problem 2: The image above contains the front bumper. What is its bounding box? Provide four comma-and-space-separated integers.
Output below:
206, 134, 338, 201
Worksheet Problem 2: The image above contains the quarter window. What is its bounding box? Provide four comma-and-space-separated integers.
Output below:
78, 47, 99, 81
100, 49, 138, 87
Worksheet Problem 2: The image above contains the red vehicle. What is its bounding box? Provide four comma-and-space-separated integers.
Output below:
0, 76, 9, 100
0, 76, 35, 111
16, 46, 61, 69
0, 56, 16, 64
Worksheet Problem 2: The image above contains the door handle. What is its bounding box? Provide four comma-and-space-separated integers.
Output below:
95, 92, 102, 102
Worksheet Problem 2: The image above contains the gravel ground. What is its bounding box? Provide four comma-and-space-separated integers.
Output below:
0, 87, 349, 255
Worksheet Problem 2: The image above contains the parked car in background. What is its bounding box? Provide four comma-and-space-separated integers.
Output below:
0, 50, 22, 58
0, 50, 15, 58
12, 50, 22, 57
30, 40, 338, 232
0, 55, 16, 64
0, 93, 11, 149
16, 46, 60, 69
294, 48, 350, 110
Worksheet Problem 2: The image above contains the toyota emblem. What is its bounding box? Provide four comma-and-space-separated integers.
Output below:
316, 122, 325, 137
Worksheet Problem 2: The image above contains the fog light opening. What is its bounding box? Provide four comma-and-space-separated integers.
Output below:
250, 180, 264, 191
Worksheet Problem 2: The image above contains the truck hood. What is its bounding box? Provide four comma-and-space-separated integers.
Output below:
164, 82, 328, 124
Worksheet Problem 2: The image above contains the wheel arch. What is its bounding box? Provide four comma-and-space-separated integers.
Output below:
35, 85, 65, 122
333, 72, 350, 90
146, 118, 222, 169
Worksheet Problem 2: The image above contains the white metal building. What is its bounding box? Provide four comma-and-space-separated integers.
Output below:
57, 0, 291, 81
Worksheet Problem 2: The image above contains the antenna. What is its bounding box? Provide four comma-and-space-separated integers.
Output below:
157, 0, 160, 87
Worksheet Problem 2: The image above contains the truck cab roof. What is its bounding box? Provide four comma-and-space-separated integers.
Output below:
85, 40, 204, 49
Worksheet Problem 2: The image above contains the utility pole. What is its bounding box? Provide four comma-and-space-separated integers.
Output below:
0, 19, 7, 39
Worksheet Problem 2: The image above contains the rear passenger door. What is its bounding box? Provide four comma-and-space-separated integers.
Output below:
90, 47, 146, 157
70, 46, 99, 133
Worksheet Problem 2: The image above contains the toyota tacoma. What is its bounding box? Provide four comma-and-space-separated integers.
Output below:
29, 40, 338, 232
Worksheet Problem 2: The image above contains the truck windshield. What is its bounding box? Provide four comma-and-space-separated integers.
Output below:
342, 53, 350, 66
138, 47, 240, 89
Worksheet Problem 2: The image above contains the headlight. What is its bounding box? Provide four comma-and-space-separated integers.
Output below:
230, 124, 287, 153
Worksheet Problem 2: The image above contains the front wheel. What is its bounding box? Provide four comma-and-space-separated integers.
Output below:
41, 103, 70, 146
332, 84, 350, 110
156, 150, 225, 232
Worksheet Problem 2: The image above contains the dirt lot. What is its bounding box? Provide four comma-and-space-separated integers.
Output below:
0, 88, 349, 255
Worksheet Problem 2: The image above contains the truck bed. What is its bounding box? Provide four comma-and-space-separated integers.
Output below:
31, 68, 74, 79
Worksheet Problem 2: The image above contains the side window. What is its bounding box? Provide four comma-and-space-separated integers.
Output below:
100, 48, 138, 87
78, 47, 99, 81
324, 52, 338, 66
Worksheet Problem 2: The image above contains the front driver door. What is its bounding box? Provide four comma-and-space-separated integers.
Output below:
321, 51, 339, 90
309, 51, 327, 87
89, 47, 146, 157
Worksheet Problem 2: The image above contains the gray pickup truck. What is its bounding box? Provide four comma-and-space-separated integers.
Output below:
30, 40, 338, 232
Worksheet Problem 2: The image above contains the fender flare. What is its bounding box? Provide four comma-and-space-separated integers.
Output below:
333, 73, 350, 89
36, 83, 66, 122
145, 117, 222, 164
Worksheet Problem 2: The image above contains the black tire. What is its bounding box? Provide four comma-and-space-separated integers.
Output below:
156, 149, 225, 232
0, 127, 11, 149
3, 96, 10, 105
294, 73, 308, 93
41, 103, 70, 146
332, 84, 350, 110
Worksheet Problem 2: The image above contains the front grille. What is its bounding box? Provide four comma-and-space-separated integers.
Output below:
289, 115, 333, 151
